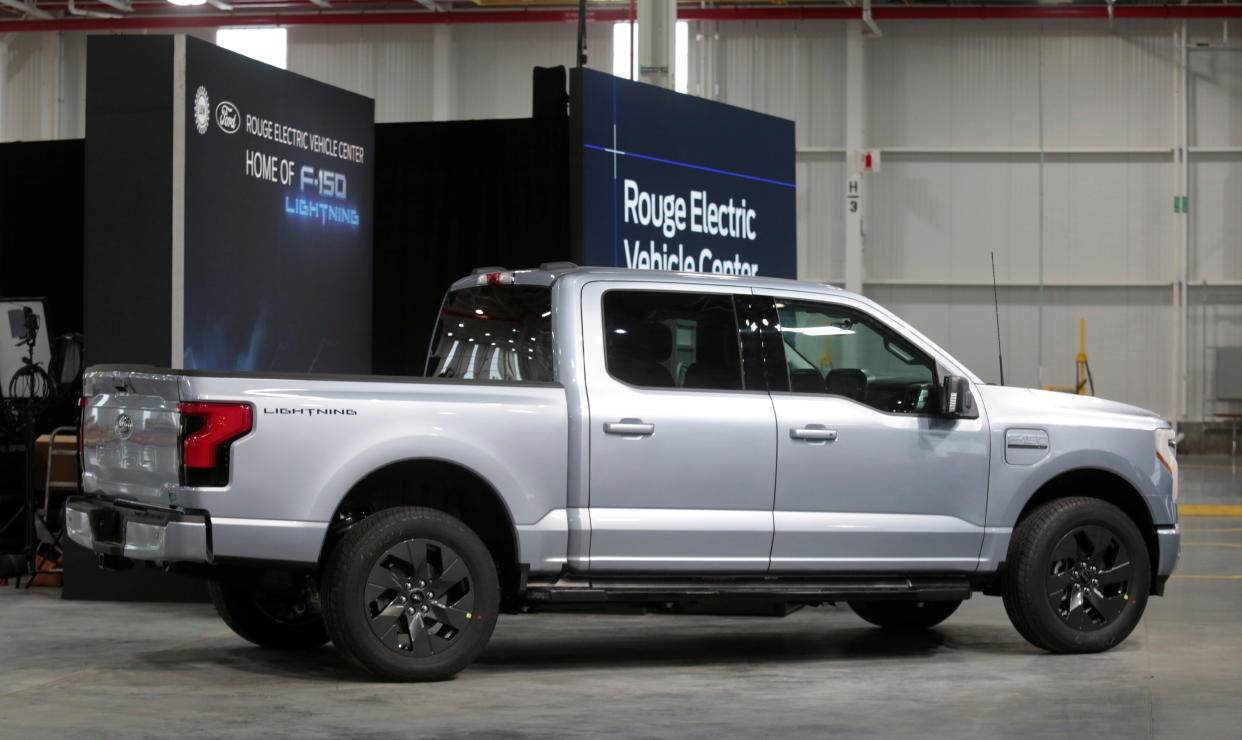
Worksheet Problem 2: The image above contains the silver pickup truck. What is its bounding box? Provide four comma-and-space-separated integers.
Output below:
67, 265, 1180, 681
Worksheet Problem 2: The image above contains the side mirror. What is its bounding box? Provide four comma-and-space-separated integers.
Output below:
940, 375, 975, 418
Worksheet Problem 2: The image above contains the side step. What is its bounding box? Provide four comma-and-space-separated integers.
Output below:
524, 575, 972, 605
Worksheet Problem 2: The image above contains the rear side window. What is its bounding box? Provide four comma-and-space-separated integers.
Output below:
427, 286, 554, 382
602, 290, 743, 391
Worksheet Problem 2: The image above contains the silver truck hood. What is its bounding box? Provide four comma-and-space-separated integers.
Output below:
979, 385, 1167, 428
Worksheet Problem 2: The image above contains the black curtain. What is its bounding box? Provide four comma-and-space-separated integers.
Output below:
372, 116, 572, 376
0, 140, 85, 555
0, 140, 85, 337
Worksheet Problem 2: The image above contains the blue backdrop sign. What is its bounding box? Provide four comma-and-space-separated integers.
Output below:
183, 37, 373, 373
572, 68, 796, 279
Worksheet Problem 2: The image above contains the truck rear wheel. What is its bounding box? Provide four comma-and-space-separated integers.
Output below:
849, 599, 961, 630
320, 507, 499, 682
208, 582, 329, 650
1001, 497, 1150, 653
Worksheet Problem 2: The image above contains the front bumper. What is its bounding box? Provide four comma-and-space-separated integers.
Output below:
65, 496, 210, 563
1153, 523, 1181, 595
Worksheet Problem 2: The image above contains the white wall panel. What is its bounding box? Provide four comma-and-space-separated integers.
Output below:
287, 26, 437, 123
1191, 155, 1242, 281
865, 154, 1041, 282
1, 32, 61, 142
868, 21, 1041, 148
1188, 28, 1242, 148
451, 23, 612, 121
1039, 154, 1173, 282
1038, 20, 1174, 149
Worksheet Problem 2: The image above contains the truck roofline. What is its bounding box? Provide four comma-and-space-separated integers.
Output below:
451, 265, 852, 299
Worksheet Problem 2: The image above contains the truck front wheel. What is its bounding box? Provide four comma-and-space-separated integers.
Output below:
208, 582, 330, 650
1001, 497, 1150, 653
320, 507, 500, 682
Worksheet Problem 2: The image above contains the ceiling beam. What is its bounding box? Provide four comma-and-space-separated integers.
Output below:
6, 4, 1242, 33
0, 0, 52, 20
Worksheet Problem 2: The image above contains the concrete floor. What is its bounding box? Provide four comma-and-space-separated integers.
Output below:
1, 457, 1240, 739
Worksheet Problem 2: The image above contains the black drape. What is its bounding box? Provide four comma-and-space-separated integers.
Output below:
372, 116, 572, 376
0, 140, 85, 337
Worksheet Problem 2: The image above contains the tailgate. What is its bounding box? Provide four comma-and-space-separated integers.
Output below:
81, 367, 183, 505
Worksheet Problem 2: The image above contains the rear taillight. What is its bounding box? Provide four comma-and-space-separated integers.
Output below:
177, 402, 252, 487
78, 396, 88, 468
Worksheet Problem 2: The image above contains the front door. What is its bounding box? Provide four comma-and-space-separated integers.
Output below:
756, 291, 990, 572
582, 281, 777, 572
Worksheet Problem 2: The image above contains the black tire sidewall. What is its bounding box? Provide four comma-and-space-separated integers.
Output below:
849, 599, 962, 630
1005, 498, 1150, 653
209, 582, 329, 650
321, 507, 500, 682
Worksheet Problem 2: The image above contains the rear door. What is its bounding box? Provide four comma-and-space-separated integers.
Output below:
582, 281, 777, 572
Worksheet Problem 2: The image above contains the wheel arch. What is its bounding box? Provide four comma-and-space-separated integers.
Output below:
1013, 467, 1160, 594
319, 458, 523, 608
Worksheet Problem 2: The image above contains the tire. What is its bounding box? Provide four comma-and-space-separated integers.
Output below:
209, 582, 330, 650
1001, 497, 1150, 654
849, 599, 961, 630
320, 507, 500, 682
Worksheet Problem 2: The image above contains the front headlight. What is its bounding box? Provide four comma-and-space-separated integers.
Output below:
1155, 427, 1179, 503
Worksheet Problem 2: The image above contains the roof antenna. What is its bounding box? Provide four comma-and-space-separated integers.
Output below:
575, 0, 588, 68
991, 251, 1006, 386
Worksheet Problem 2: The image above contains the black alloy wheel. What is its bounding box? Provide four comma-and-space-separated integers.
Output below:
365, 538, 477, 657
1002, 496, 1150, 654
321, 507, 500, 682
1046, 525, 1133, 631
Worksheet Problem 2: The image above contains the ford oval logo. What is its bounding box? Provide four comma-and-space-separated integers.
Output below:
115, 414, 133, 441
215, 101, 240, 134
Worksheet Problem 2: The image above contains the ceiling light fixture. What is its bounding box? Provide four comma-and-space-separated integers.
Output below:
168, 0, 208, 6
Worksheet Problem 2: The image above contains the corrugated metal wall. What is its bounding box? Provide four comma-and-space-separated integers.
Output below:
2, 20, 1238, 420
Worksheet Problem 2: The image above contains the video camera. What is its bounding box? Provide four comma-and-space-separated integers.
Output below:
8, 306, 39, 346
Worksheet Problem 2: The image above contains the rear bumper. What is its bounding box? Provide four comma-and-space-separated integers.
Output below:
64, 496, 210, 563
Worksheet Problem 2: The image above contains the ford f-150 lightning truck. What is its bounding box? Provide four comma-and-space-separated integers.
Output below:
67, 265, 1181, 681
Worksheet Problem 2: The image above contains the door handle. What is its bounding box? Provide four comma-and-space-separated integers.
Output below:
604, 419, 655, 436
791, 427, 837, 442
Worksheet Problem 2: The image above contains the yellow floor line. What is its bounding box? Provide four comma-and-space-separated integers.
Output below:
1179, 505, 1242, 517
1181, 464, 1240, 471
1183, 541, 1242, 548
1172, 574, 1242, 579
1183, 527, 1242, 533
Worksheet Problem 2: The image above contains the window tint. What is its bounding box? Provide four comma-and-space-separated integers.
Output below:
427, 285, 554, 382
775, 299, 936, 414
603, 290, 744, 391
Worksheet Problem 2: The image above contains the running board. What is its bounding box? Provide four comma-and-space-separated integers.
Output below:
523, 576, 972, 604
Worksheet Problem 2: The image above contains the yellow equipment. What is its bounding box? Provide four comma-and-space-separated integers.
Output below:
1043, 317, 1094, 396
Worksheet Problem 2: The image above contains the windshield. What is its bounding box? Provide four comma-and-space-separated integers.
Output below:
426, 285, 555, 383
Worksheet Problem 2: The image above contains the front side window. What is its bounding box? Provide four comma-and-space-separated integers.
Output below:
427, 285, 554, 382
775, 299, 936, 414
602, 290, 744, 391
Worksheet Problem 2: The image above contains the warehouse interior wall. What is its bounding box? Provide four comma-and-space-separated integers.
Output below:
1, 19, 1238, 423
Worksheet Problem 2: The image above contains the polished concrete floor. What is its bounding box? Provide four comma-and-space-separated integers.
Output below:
1, 457, 1240, 739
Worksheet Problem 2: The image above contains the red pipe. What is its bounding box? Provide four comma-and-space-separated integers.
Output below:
5, 4, 1242, 33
